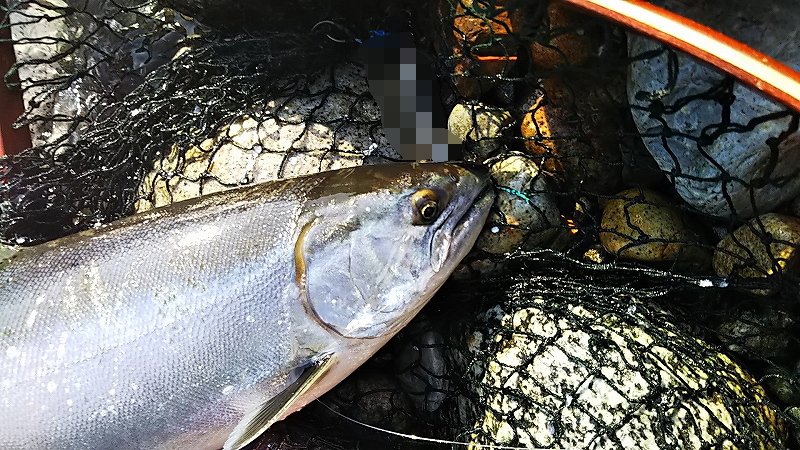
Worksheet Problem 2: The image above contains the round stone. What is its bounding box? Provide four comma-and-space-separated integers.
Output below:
529, 2, 591, 69
461, 291, 787, 448
600, 188, 692, 262
713, 213, 800, 284
447, 103, 513, 160
627, 0, 800, 218
476, 156, 561, 254
520, 73, 624, 195
136, 62, 398, 211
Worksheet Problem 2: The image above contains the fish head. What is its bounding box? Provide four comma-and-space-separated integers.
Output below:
296, 162, 494, 339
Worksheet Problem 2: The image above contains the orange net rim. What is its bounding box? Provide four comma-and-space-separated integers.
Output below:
559, 0, 800, 113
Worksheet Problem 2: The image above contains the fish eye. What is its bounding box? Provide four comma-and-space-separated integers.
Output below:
421, 202, 437, 220
412, 189, 441, 225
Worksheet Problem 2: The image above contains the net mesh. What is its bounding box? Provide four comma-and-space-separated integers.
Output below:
1, 0, 799, 448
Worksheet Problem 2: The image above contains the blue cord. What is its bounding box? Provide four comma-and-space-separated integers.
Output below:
497, 186, 533, 204
355, 29, 389, 44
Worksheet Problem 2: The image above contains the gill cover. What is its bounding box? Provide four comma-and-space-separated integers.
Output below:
294, 162, 489, 340
295, 182, 461, 338
296, 202, 444, 338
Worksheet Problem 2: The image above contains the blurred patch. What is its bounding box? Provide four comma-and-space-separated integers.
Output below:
359, 31, 462, 162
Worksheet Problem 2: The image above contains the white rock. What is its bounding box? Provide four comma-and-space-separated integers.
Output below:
447, 103, 513, 159
8, 1, 191, 147
136, 62, 399, 211
465, 292, 785, 448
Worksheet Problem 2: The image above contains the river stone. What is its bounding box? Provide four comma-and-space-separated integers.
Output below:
599, 188, 699, 263
520, 72, 625, 195
763, 365, 800, 407
528, 2, 591, 70
392, 316, 449, 414
452, 258, 508, 281
712, 213, 800, 285
716, 307, 794, 361
791, 196, 800, 218
476, 156, 561, 254
447, 103, 513, 160
7, 1, 192, 147
789, 407, 800, 447
161, 0, 387, 34
461, 291, 787, 448
443, 0, 521, 99
135, 62, 398, 211
627, 0, 800, 218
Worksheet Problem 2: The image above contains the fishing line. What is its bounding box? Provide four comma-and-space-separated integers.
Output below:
315, 399, 554, 450
310, 20, 352, 43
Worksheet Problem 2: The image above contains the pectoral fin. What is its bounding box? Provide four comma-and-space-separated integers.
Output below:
223, 354, 337, 450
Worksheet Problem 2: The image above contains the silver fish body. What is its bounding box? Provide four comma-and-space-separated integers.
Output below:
0, 162, 493, 449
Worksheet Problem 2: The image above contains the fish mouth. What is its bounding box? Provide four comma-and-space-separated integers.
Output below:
429, 176, 494, 273
452, 184, 494, 245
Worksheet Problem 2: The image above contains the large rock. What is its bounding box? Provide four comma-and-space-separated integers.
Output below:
459, 287, 787, 448
7, 0, 191, 147
627, 0, 800, 218
135, 62, 398, 211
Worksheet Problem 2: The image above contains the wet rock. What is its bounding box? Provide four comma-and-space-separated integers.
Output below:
452, 258, 508, 281
162, 0, 387, 34
460, 290, 787, 448
789, 407, 800, 447
447, 103, 513, 160
619, 113, 664, 189
528, 2, 592, 69
520, 73, 624, 195
763, 365, 800, 407
393, 317, 449, 414
627, 0, 800, 218
716, 308, 794, 361
712, 213, 800, 289
314, 312, 455, 444
440, 0, 521, 99
476, 156, 561, 254
7, 1, 193, 147
326, 370, 416, 433
599, 188, 702, 263
135, 62, 398, 211
791, 196, 800, 218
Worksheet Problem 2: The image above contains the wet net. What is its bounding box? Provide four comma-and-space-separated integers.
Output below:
1, 0, 799, 448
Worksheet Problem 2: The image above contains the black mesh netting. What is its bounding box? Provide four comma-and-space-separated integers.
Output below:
2, 0, 800, 448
